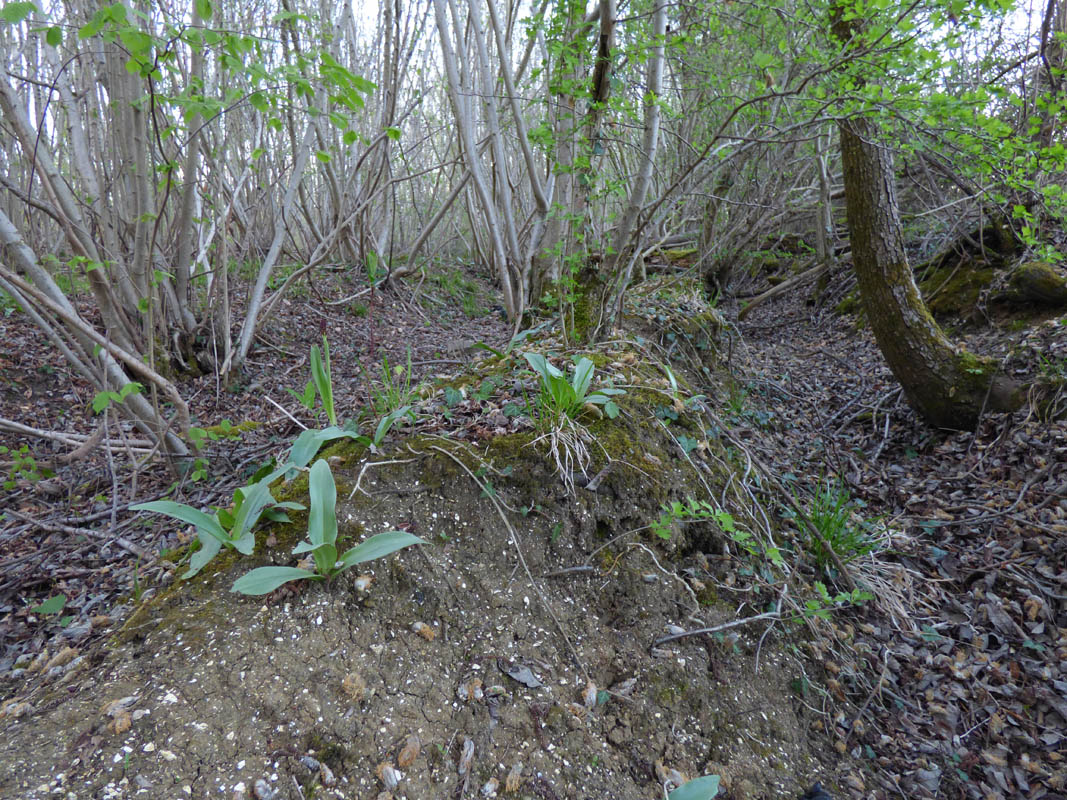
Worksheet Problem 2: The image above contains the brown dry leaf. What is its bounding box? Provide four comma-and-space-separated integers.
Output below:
504, 762, 523, 793
341, 672, 366, 702
108, 710, 132, 735
397, 735, 420, 768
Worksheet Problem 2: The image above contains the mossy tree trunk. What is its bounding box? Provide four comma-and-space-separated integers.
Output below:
838, 116, 1021, 429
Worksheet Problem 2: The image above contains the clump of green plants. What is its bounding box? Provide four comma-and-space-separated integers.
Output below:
802, 479, 882, 572
132, 465, 301, 578
364, 348, 416, 416
425, 266, 487, 317
232, 460, 425, 595
523, 352, 625, 425
652, 497, 785, 569
802, 581, 872, 621
0, 444, 51, 491
522, 351, 626, 493
0, 288, 21, 316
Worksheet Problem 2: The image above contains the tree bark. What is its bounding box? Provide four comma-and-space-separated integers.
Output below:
837, 116, 1021, 429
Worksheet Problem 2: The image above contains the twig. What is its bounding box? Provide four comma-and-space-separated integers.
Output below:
263, 395, 308, 430
652, 608, 782, 648
4, 509, 154, 562
346, 458, 417, 500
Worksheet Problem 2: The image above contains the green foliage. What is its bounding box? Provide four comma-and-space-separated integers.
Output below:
0, 288, 21, 316
523, 352, 625, 424
653, 497, 785, 569
0, 2, 36, 25
372, 406, 412, 447
803, 581, 873, 621
309, 336, 337, 426
423, 266, 488, 318
92, 381, 143, 414
132, 465, 302, 579
802, 480, 881, 572
232, 460, 425, 595
0, 444, 51, 490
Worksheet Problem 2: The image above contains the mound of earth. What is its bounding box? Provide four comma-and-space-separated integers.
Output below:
0, 313, 842, 800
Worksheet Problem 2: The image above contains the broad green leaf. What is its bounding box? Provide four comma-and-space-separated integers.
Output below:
118, 28, 152, 56
312, 542, 337, 576
571, 357, 595, 400
336, 531, 426, 571
231, 567, 318, 595
45, 25, 60, 46
31, 594, 66, 614
132, 500, 229, 544
307, 459, 337, 547
231, 531, 256, 556
385, 126, 401, 140
668, 774, 720, 800
183, 532, 222, 578
292, 539, 331, 554
1, 2, 36, 24
193, 0, 211, 20
309, 338, 336, 425
373, 406, 411, 445
229, 478, 274, 540
753, 52, 775, 70
287, 426, 365, 469
471, 341, 505, 359
249, 92, 269, 113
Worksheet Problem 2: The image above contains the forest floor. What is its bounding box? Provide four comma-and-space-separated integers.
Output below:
0, 259, 1064, 800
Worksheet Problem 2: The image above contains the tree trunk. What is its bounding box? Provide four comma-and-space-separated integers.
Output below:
837, 116, 1021, 429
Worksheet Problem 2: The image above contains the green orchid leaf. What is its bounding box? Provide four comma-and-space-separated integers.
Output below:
668, 775, 720, 800
307, 459, 338, 547
336, 531, 426, 571
131, 500, 229, 544
571, 357, 595, 400
183, 532, 222, 579
231, 567, 318, 595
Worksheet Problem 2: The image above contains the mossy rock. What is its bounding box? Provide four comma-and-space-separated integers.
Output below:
1001, 261, 1067, 308
918, 262, 995, 317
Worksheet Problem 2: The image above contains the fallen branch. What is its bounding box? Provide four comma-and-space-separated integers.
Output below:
738, 259, 827, 321
4, 509, 155, 562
